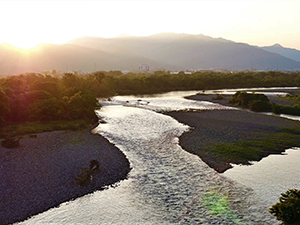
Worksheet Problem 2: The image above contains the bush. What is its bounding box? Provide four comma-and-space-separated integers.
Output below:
212, 94, 224, 100
271, 104, 300, 116
249, 100, 272, 112
228, 91, 272, 112
269, 189, 300, 225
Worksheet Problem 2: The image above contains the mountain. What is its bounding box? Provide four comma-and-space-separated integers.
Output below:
0, 41, 171, 74
1, 33, 300, 74
262, 44, 300, 62
68, 34, 300, 71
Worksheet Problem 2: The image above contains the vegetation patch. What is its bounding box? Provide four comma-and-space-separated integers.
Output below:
272, 104, 300, 116
228, 91, 272, 112
0, 120, 89, 138
0, 73, 101, 136
203, 128, 300, 172
244, 131, 300, 152
205, 143, 265, 165
228, 91, 300, 116
269, 189, 300, 225
212, 93, 225, 100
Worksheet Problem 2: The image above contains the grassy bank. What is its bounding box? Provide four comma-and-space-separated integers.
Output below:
166, 110, 300, 173
0, 119, 92, 139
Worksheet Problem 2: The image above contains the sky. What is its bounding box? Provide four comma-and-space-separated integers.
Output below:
0, 0, 300, 50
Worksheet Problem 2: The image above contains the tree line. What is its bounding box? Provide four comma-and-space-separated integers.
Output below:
0, 73, 100, 127
228, 91, 300, 115
107, 70, 300, 95
1, 70, 300, 127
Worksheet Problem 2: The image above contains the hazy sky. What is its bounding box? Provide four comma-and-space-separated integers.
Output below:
0, 0, 299, 50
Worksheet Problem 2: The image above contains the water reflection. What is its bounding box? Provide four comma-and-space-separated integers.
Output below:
224, 148, 300, 206
106, 91, 233, 112
17, 89, 293, 224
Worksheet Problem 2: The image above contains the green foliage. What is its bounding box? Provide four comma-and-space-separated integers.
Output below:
62, 73, 80, 89
0, 87, 9, 125
25, 90, 53, 103
272, 103, 300, 116
206, 142, 265, 165
247, 131, 300, 151
228, 91, 272, 112
0, 120, 88, 138
249, 100, 272, 112
212, 94, 224, 100
0, 73, 100, 132
29, 98, 64, 121
283, 94, 300, 102
66, 91, 100, 121
203, 127, 300, 171
269, 189, 300, 225
0, 70, 300, 134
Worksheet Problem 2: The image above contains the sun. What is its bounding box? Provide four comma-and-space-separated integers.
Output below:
3, 36, 56, 50
4, 36, 68, 50
7, 39, 40, 50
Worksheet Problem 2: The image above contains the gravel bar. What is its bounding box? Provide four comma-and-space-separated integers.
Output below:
0, 129, 131, 225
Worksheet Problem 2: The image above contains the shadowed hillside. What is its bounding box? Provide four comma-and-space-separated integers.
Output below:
1, 33, 300, 74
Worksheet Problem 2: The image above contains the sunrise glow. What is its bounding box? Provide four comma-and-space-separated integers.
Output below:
0, 0, 300, 50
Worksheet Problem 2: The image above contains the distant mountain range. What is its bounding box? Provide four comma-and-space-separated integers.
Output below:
1, 33, 300, 74
261, 44, 300, 63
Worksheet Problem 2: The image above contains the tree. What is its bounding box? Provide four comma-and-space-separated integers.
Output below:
228, 91, 272, 112
269, 189, 300, 225
29, 98, 64, 121
0, 88, 9, 125
66, 91, 100, 122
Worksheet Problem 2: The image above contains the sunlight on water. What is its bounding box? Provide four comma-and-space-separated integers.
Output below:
224, 148, 300, 206
104, 91, 234, 112
206, 87, 299, 96
19, 103, 255, 224
17, 89, 291, 225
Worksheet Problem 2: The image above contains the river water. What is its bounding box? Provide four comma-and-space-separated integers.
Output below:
224, 147, 300, 206
17, 89, 300, 225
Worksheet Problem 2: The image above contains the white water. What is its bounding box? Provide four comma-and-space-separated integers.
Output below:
17, 89, 300, 225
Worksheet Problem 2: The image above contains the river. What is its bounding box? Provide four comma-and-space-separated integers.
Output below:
17, 89, 300, 225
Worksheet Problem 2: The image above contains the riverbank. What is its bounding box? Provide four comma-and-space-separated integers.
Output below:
186, 87, 300, 107
0, 128, 131, 225
166, 109, 300, 173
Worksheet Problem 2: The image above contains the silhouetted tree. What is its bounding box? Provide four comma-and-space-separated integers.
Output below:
0, 87, 9, 125
270, 189, 300, 225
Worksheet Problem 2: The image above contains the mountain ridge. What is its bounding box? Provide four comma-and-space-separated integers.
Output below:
262, 44, 300, 62
1, 33, 300, 74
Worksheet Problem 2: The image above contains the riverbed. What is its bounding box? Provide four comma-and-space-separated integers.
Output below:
16, 89, 300, 225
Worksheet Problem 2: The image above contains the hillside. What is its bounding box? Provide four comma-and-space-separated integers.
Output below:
262, 44, 300, 62
1, 33, 300, 74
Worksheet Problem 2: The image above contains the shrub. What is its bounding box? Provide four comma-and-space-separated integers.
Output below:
213, 94, 224, 100
228, 91, 272, 112
269, 189, 300, 225
249, 100, 272, 112
271, 104, 300, 116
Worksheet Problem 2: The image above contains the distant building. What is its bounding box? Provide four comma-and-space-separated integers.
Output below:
139, 64, 150, 72
170, 70, 193, 75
